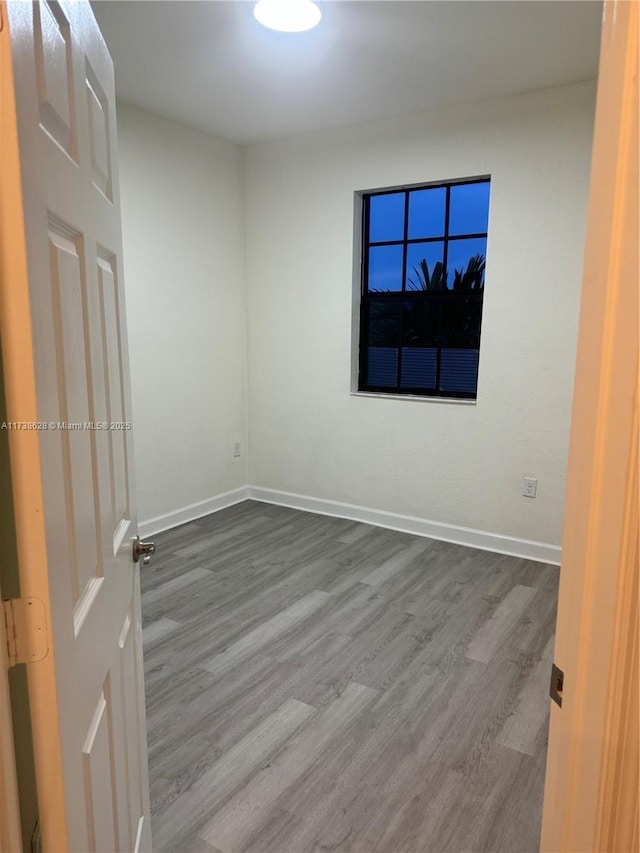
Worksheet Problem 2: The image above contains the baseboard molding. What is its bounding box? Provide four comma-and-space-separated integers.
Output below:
138, 487, 250, 538
247, 486, 562, 566
139, 484, 561, 565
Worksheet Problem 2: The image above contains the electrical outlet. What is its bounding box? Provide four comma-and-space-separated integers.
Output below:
232, 441, 241, 458
523, 477, 537, 498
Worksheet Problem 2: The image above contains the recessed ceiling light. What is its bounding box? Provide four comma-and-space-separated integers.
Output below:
253, 0, 322, 33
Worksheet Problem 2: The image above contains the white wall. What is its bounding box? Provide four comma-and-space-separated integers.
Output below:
243, 81, 596, 547
117, 103, 248, 524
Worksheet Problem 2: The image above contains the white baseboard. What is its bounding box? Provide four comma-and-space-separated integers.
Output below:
138, 487, 250, 538
139, 484, 561, 565
247, 486, 562, 566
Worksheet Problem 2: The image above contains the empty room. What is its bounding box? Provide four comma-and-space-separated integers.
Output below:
1, 1, 638, 852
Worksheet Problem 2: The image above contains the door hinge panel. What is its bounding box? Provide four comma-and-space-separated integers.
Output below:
550, 662, 564, 707
2, 598, 48, 668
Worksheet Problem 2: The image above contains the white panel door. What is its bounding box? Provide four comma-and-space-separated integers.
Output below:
2, 2, 152, 850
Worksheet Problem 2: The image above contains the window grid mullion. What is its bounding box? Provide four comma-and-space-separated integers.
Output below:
396, 190, 411, 390
434, 186, 452, 393
369, 231, 487, 248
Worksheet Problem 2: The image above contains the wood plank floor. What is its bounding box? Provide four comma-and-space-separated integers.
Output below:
141, 500, 559, 853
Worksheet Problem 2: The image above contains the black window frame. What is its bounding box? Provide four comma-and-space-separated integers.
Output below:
358, 176, 490, 400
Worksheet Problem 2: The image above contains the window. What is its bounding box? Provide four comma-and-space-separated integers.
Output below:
358, 178, 490, 399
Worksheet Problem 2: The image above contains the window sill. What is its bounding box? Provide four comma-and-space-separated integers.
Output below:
350, 391, 477, 405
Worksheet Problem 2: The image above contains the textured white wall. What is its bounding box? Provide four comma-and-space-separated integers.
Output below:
243, 82, 596, 546
117, 103, 248, 523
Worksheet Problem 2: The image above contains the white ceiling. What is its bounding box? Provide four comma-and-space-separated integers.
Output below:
92, 0, 602, 145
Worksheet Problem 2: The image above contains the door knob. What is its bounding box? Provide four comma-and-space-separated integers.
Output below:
132, 536, 156, 566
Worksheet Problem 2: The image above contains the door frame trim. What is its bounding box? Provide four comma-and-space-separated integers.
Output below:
0, 3, 68, 849
540, 1, 639, 849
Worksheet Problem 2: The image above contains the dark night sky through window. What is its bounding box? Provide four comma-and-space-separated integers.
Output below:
367, 181, 490, 292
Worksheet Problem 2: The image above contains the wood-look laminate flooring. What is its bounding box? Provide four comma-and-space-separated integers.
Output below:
141, 500, 559, 853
